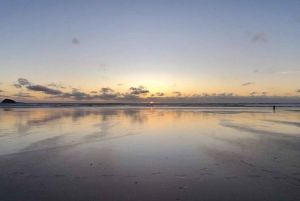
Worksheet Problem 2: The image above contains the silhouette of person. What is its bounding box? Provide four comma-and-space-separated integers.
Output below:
273, 105, 275, 112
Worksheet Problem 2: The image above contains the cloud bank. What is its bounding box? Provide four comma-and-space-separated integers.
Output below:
26, 85, 63, 95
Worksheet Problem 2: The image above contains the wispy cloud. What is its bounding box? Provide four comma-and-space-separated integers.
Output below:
13, 84, 22, 88
250, 92, 257, 96
47, 82, 66, 89
262, 92, 267, 96
72, 38, 79, 45
0, 89, 4, 93
90, 91, 97, 94
297, 89, 300, 93
253, 69, 259, 73
242, 82, 254, 86
151, 92, 165, 97
12, 92, 35, 98
26, 85, 63, 95
265, 67, 276, 74
252, 31, 267, 42
281, 70, 300, 74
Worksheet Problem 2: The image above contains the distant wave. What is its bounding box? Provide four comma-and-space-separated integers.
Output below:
1, 103, 300, 108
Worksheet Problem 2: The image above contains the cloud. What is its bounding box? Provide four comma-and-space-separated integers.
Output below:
253, 69, 259, 73
12, 78, 31, 89
101, 87, 114, 93
58, 91, 91, 100
69, 87, 81, 92
265, 67, 276, 74
172, 91, 182, 97
53, 90, 121, 101
13, 84, 22, 88
122, 93, 141, 101
118, 83, 123, 86
252, 31, 267, 42
297, 89, 300, 93
262, 92, 267, 96
0, 89, 4, 92
18, 78, 30, 86
26, 85, 63, 95
156, 92, 164, 97
0, 82, 3, 85
47, 89, 300, 104
90, 91, 98, 94
94, 93, 120, 100
151, 92, 165, 97
12, 92, 35, 98
281, 70, 300, 74
98, 63, 106, 71
47, 82, 66, 89
242, 82, 254, 86
72, 38, 79, 44
129, 86, 149, 95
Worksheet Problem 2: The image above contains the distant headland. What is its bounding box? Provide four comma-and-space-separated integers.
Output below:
1, 99, 16, 103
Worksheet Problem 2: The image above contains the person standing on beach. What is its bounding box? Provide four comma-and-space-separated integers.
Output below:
273, 105, 275, 112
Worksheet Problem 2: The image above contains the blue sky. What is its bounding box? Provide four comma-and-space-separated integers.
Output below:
1, 0, 300, 102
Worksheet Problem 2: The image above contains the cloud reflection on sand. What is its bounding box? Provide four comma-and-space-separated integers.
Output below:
0, 107, 300, 200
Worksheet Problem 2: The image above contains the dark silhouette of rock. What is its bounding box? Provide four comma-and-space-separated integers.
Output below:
1, 99, 16, 103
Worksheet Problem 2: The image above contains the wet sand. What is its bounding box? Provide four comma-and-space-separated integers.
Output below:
0, 107, 300, 201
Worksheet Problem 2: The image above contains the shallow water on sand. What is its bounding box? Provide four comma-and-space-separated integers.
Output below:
0, 107, 300, 201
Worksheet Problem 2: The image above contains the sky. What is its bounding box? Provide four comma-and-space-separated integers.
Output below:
0, 0, 300, 103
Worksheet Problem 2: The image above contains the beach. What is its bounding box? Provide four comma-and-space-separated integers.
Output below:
0, 107, 300, 201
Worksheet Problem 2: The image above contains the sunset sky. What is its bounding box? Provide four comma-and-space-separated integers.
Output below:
1, 0, 300, 103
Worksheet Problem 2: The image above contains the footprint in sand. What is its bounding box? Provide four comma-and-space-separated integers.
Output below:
261, 169, 274, 173
27, 175, 39, 178
126, 175, 138, 178
151, 172, 163, 175
13, 171, 24, 175
175, 175, 187, 178
274, 176, 286, 180
226, 176, 238, 180
54, 174, 65, 178
247, 175, 261, 178
102, 174, 114, 177
200, 173, 212, 176
179, 185, 188, 191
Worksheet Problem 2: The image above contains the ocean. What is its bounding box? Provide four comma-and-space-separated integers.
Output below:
1, 102, 300, 108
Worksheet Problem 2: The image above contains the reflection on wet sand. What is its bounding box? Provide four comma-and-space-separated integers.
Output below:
0, 107, 300, 201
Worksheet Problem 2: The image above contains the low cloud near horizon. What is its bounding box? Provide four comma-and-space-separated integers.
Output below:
12, 92, 35, 98
4, 78, 300, 103
27, 85, 62, 95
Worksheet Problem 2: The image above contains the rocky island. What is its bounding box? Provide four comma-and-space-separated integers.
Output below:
1, 99, 16, 103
